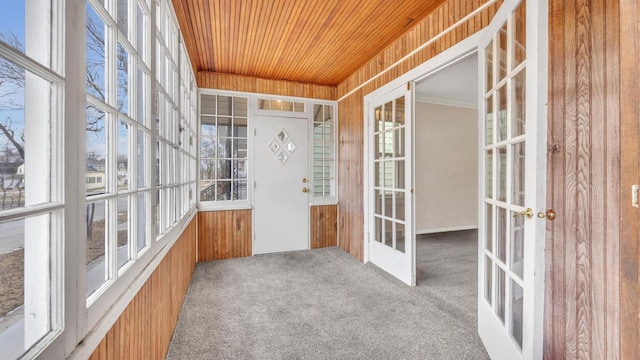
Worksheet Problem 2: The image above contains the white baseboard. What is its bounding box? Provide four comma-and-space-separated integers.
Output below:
416, 225, 478, 235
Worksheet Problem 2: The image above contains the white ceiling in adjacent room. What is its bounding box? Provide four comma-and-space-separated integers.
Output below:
415, 54, 478, 108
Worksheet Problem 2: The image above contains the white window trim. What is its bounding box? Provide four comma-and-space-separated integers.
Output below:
197, 89, 339, 211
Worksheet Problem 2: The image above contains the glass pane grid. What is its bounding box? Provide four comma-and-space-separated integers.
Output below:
482, 7, 527, 350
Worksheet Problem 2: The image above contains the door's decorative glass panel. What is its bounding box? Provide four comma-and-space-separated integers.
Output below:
269, 129, 296, 165
277, 129, 288, 142
285, 140, 297, 154
276, 151, 288, 165
268, 139, 280, 154
511, 280, 524, 348
496, 266, 506, 323
511, 211, 525, 279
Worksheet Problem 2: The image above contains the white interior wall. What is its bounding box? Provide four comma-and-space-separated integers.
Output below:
415, 101, 478, 234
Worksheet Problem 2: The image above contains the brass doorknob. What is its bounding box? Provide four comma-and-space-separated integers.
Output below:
302, 178, 308, 183
513, 208, 534, 219
302, 187, 308, 193
537, 209, 556, 220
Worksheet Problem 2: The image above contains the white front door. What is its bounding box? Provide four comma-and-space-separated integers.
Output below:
478, 0, 546, 359
253, 115, 309, 254
366, 85, 415, 286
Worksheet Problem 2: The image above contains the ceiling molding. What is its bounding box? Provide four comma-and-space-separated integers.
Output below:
415, 94, 477, 109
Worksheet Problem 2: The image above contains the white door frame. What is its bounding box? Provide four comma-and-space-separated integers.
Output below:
361, 1, 547, 358
363, 32, 481, 264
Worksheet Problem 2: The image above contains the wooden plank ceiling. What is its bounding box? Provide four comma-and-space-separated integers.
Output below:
172, 0, 447, 86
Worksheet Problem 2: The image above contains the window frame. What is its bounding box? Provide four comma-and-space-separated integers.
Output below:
197, 90, 338, 211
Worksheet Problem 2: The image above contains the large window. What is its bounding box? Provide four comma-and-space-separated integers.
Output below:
85, 0, 152, 302
0, 0, 63, 358
199, 94, 248, 203
155, 0, 197, 237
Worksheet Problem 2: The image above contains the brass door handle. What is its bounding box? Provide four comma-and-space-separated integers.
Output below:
302, 187, 308, 193
513, 208, 534, 219
302, 178, 308, 183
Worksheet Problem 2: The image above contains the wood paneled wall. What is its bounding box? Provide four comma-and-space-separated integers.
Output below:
197, 210, 252, 261
89, 217, 197, 359
337, 0, 501, 99
310, 205, 338, 249
544, 0, 622, 359
620, 0, 639, 358
336, 0, 498, 261
197, 71, 337, 100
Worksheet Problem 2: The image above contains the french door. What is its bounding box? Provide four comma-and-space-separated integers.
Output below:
367, 85, 414, 286
478, 0, 546, 359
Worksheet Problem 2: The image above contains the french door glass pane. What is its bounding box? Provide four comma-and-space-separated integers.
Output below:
485, 39, 494, 92
511, 70, 526, 137
497, 207, 507, 262
511, 280, 524, 348
498, 24, 508, 82
496, 266, 506, 323
375, 217, 382, 243
511, 211, 525, 279
485, 255, 493, 304
374, 106, 382, 132
394, 192, 405, 221
384, 219, 393, 247
396, 222, 405, 253
485, 150, 493, 198
497, 85, 507, 142
384, 101, 393, 129
485, 204, 493, 252
512, 141, 525, 206
394, 129, 404, 157
395, 160, 405, 189
485, 96, 494, 145
395, 97, 405, 125
497, 148, 507, 201
513, 1, 526, 69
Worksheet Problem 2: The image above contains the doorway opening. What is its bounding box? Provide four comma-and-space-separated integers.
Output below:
414, 54, 479, 323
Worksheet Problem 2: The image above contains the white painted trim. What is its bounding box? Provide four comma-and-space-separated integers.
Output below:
414, 94, 477, 109
416, 225, 478, 235
338, 0, 497, 103
68, 210, 197, 360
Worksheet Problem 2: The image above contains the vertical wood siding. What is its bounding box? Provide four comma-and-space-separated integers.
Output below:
197, 71, 337, 100
88, 217, 197, 359
544, 0, 621, 358
336, 0, 498, 261
310, 205, 338, 249
197, 210, 252, 261
620, 0, 640, 358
